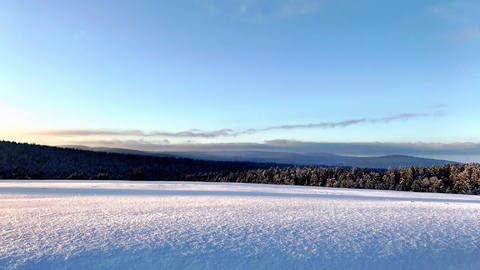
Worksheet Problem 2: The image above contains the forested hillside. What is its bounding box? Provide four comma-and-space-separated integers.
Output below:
1, 141, 479, 194
0, 141, 275, 181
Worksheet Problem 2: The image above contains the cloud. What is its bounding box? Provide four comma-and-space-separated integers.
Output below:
428, 1, 480, 22
148, 129, 235, 138
32, 112, 429, 139
33, 129, 235, 138
203, 0, 325, 20
276, 0, 325, 18
428, 1, 480, 41
441, 27, 480, 41
34, 129, 145, 137
374, 113, 427, 123
238, 113, 426, 134
263, 139, 305, 146
260, 118, 367, 130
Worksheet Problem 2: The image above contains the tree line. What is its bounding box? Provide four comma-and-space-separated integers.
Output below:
183, 164, 480, 194
1, 141, 479, 194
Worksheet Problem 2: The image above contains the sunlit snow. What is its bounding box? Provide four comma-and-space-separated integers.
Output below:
1, 181, 479, 269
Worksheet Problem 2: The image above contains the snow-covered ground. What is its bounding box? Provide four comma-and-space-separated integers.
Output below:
1, 181, 479, 270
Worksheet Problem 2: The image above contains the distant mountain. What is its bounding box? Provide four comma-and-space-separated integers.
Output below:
161, 151, 457, 169
62, 145, 457, 169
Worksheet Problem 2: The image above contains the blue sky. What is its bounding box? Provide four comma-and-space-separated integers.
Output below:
1, 0, 479, 159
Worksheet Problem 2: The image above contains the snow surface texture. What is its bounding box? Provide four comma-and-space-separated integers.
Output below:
1, 181, 480, 270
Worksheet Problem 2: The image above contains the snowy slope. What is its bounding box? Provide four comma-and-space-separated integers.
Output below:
1, 181, 479, 270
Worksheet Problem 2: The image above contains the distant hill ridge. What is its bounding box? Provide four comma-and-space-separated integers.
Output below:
62, 146, 457, 169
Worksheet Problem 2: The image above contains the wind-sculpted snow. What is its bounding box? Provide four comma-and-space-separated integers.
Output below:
1, 181, 479, 269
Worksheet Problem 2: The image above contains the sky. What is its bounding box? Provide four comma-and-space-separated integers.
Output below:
1, 0, 480, 161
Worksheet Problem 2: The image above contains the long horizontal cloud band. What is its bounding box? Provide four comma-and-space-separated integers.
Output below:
33, 113, 427, 138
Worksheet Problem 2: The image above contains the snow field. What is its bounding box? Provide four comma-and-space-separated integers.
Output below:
1, 181, 480, 269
